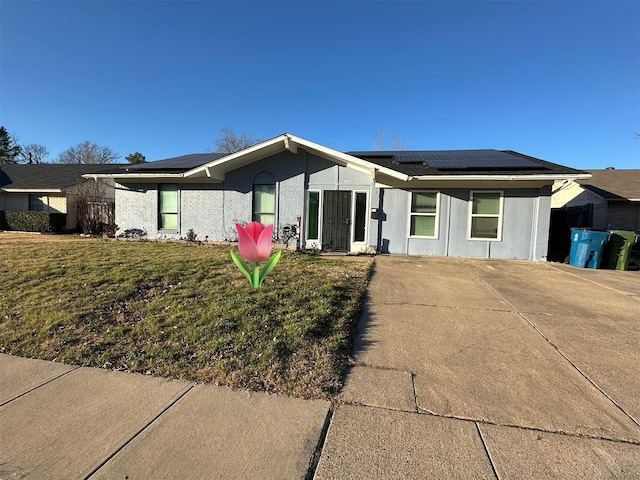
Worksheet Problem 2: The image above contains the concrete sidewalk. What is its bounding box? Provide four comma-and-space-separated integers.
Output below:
0, 355, 329, 479
314, 256, 640, 479
2, 257, 639, 479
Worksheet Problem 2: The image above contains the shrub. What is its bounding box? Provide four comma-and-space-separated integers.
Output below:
186, 228, 197, 242
2, 210, 67, 233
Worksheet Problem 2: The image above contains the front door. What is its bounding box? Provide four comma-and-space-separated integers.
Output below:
322, 191, 351, 251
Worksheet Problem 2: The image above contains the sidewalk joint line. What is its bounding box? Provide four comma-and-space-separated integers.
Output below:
0, 365, 81, 408
305, 404, 334, 480
545, 262, 640, 300
462, 262, 640, 430
419, 406, 640, 446
475, 422, 500, 480
84, 383, 197, 480
410, 372, 419, 413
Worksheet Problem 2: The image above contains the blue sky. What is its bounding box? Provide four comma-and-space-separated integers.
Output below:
1, 1, 638, 169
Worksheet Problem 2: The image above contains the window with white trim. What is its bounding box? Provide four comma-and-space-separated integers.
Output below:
353, 192, 367, 243
409, 191, 439, 238
158, 183, 178, 231
253, 184, 275, 225
307, 191, 320, 240
469, 191, 503, 240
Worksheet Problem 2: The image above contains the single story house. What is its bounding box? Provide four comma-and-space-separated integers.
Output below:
92, 134, 588, 260
552, 169, 640, 232
0, 164, 118, 231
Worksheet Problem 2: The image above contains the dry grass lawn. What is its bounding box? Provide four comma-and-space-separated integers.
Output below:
0, 233, 372, 398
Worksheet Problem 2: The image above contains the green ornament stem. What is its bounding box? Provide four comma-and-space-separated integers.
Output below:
230, 249, 282, 289
252, 262, 259, 288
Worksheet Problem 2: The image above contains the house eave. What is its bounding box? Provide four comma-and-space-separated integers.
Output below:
410, 173, 591, 182
1, 188, 65, 193
83, 173, 186, 180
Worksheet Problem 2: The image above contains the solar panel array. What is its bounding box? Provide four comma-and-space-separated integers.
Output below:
349, 149, 542, 170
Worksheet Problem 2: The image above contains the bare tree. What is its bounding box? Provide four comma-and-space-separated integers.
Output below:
73, 178, 115, 235
19, 144, 50, 164
57, 141, 119, 164
373, 128, 410, 151
211, 127, 261, 154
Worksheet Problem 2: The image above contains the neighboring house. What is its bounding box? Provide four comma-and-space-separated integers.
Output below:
93, 134, 588, 260
552, 169, 640, 232
0, 164, 119, 231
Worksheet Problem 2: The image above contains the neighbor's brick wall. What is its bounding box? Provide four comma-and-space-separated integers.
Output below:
592, 203, 608, 230
47, 194, 67, 214
605, 202, 640, 231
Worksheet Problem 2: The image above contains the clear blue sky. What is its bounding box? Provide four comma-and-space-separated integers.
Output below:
1, 1, 639, 170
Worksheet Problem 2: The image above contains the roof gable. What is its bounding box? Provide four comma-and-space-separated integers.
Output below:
183, 134, 408, 182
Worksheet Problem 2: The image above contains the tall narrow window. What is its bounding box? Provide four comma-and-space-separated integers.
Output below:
469, 191, 503, 240
409, 191, 438, 238
253, 184, 275, 225
159, 184, 178, 230
354, 192, 367, 242
308, 191, 320, 240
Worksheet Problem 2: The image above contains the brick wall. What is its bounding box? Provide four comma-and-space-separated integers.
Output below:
605, 202, 640, 231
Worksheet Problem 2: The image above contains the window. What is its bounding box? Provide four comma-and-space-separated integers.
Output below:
159, 184, 178, 230
353, 192, 367, 242
29, 194, 47, 212
409, 191, 439, 238
307, 191, 320, 240
469, 191, 503, 240
253, 184, 275, 225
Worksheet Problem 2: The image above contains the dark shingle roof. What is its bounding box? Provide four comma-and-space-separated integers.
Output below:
347, 149, 585, 176
0, 164, 122, 191
122, 153, 227, 172
577, 169, 640, 200
101, 149, 585, 178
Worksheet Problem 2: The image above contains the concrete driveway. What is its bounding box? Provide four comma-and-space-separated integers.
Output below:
316, 256, 640, 479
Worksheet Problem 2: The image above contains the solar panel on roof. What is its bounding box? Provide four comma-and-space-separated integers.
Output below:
391, 150, 541, 169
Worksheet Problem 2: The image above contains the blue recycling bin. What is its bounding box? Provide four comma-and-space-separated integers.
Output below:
569, 229, 610, 268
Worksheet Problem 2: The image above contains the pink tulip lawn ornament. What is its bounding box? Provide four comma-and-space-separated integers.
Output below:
230, 222, 281, 288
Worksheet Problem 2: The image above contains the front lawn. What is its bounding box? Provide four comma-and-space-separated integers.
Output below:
0, 238, 372, 398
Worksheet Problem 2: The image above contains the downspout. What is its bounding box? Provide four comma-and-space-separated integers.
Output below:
531, 194, 539, 260
376, 188, 385, 253
444, 193, 451, 257
301, 149, 308, 249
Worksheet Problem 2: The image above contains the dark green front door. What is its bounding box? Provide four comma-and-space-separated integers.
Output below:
322, 191, 351, 251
